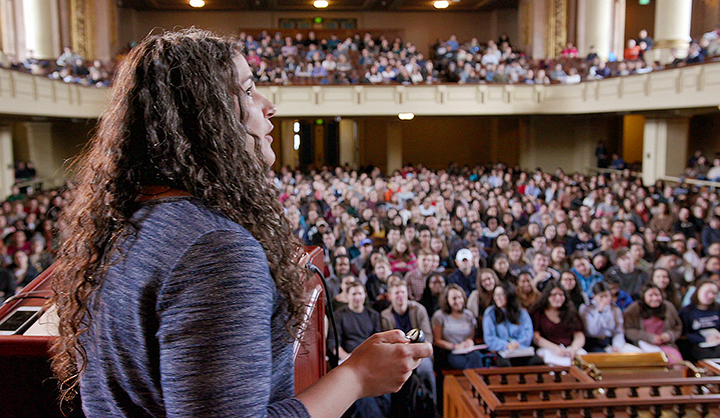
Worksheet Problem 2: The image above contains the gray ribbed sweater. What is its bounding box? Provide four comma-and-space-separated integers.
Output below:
80, 197, 310, 417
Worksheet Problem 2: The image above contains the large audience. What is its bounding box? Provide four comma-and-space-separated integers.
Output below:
2, 26, 720, 88
237, 27, 720, 86
0, 171, 62, 302
275, 161, 720, 415
0, 46, 118, 87
4, 158, 720, 415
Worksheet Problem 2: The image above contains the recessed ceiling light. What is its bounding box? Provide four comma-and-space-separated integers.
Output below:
398, 113, 414, 120
314, 0, 328, 8
433, 0, 448, 8
189, 0, 205, 7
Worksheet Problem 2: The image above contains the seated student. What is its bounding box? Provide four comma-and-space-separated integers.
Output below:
571, 253, 604, 296
388, 237, 418, 275
365, 259, 392, 312
679, 279, 720, 361
420, 272, 445, 317
528, 251, 558, 292
380, 277, 437, 407
0, 266, 16, 303
516, 271, 541, 310
432, 284, 484, 369
624, 282, 684, 364
447, 248, 477, 297
604, 247, 647, 300
580, 282, 640, 353
335, 281, 389, 417
559, 270, 589, 310
333, 274, 359, 312
507, 240, 528, 275
491, 253, 517, 283
651, 268, 682, 310
682, 272, 720, 307
430, 234, 453, 270
10, 250, 38, 288
467, 268, 500, 320
531, 281, 587, 366
605, 275, 634, 311
404, 249, 440, 301
483, 282, 543, 367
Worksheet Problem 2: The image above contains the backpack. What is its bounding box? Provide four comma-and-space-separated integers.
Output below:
392, 371, 436, 418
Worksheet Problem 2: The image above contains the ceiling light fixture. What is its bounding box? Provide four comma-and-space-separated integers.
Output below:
189, 0, 205, 7
398, 113, 414, 120
314, 0, 329, 8
433, 0, 449, 8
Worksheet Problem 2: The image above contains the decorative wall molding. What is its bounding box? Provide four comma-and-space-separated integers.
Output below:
0, 69, 107, 118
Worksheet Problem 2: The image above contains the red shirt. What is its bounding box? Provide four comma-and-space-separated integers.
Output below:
532, 309, 583, 347
624, 46, 641, 61
612, 236, 629, 250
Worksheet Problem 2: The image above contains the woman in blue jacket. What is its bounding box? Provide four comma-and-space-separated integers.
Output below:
483, 281, 542, 366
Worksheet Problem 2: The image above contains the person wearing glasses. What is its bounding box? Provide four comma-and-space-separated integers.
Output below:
531, 281, 586, 366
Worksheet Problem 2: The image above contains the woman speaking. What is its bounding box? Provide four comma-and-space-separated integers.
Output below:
50, 29, 431, 417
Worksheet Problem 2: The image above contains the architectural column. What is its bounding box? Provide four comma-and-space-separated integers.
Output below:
93, 0, 118, 62
612, 0, 626, 62
0, 0, 17, 56
280, 119, 296, 169
338, 118, 357, 170
546, 0, 567, 58
519, 0, 548, 60
576, 0, 614, 61
22, 0, 60, 59
1, 0, 26, 59
642, 118, 689, 186
0, 126, 15, 198
71, 0, 96, 59
386, 122, 402, 175
653, 0, 692, 63
22, 122, 58, 182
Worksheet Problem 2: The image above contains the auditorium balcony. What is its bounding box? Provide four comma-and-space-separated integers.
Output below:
2, 61, 720, 119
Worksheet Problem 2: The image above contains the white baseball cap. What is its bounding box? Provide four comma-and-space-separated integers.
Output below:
456, 248, 473, 262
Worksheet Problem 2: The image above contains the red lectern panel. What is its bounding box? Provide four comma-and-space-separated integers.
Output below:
0, 247, 326, 416
294, 246, 328, 393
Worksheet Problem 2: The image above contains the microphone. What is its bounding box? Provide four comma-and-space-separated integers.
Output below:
305, 261, 340, 369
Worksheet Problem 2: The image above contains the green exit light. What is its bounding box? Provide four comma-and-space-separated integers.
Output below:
315, 119, 324, 125
314, 17, 323, 24
639, 0, 650, 5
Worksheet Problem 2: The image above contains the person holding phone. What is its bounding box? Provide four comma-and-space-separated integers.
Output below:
50, 29, 431, 418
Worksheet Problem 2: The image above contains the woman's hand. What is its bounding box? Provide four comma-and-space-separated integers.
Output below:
342, 330, 433, 398
566, 347, 578, 358
652, 334, 664, 345
394, 262, 407, 269
552, 345, 568, 357
660, 333, 672, 343
457, 339, 475, 350
507, 341, 520, 351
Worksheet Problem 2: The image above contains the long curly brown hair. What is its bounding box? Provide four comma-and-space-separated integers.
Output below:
50, 29, 307, 406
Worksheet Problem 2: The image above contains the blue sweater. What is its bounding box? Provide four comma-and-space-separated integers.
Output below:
80, 198, 310, 417
679, 304, 720, 345
482, 306, 534, 352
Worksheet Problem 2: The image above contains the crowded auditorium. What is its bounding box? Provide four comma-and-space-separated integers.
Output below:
4, 0, 720, 417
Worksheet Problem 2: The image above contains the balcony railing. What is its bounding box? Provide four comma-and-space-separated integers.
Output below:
2, 62, 720, 119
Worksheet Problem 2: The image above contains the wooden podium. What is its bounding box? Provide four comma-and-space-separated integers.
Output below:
0, 247, 326, 417
444, 356, 720, 418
